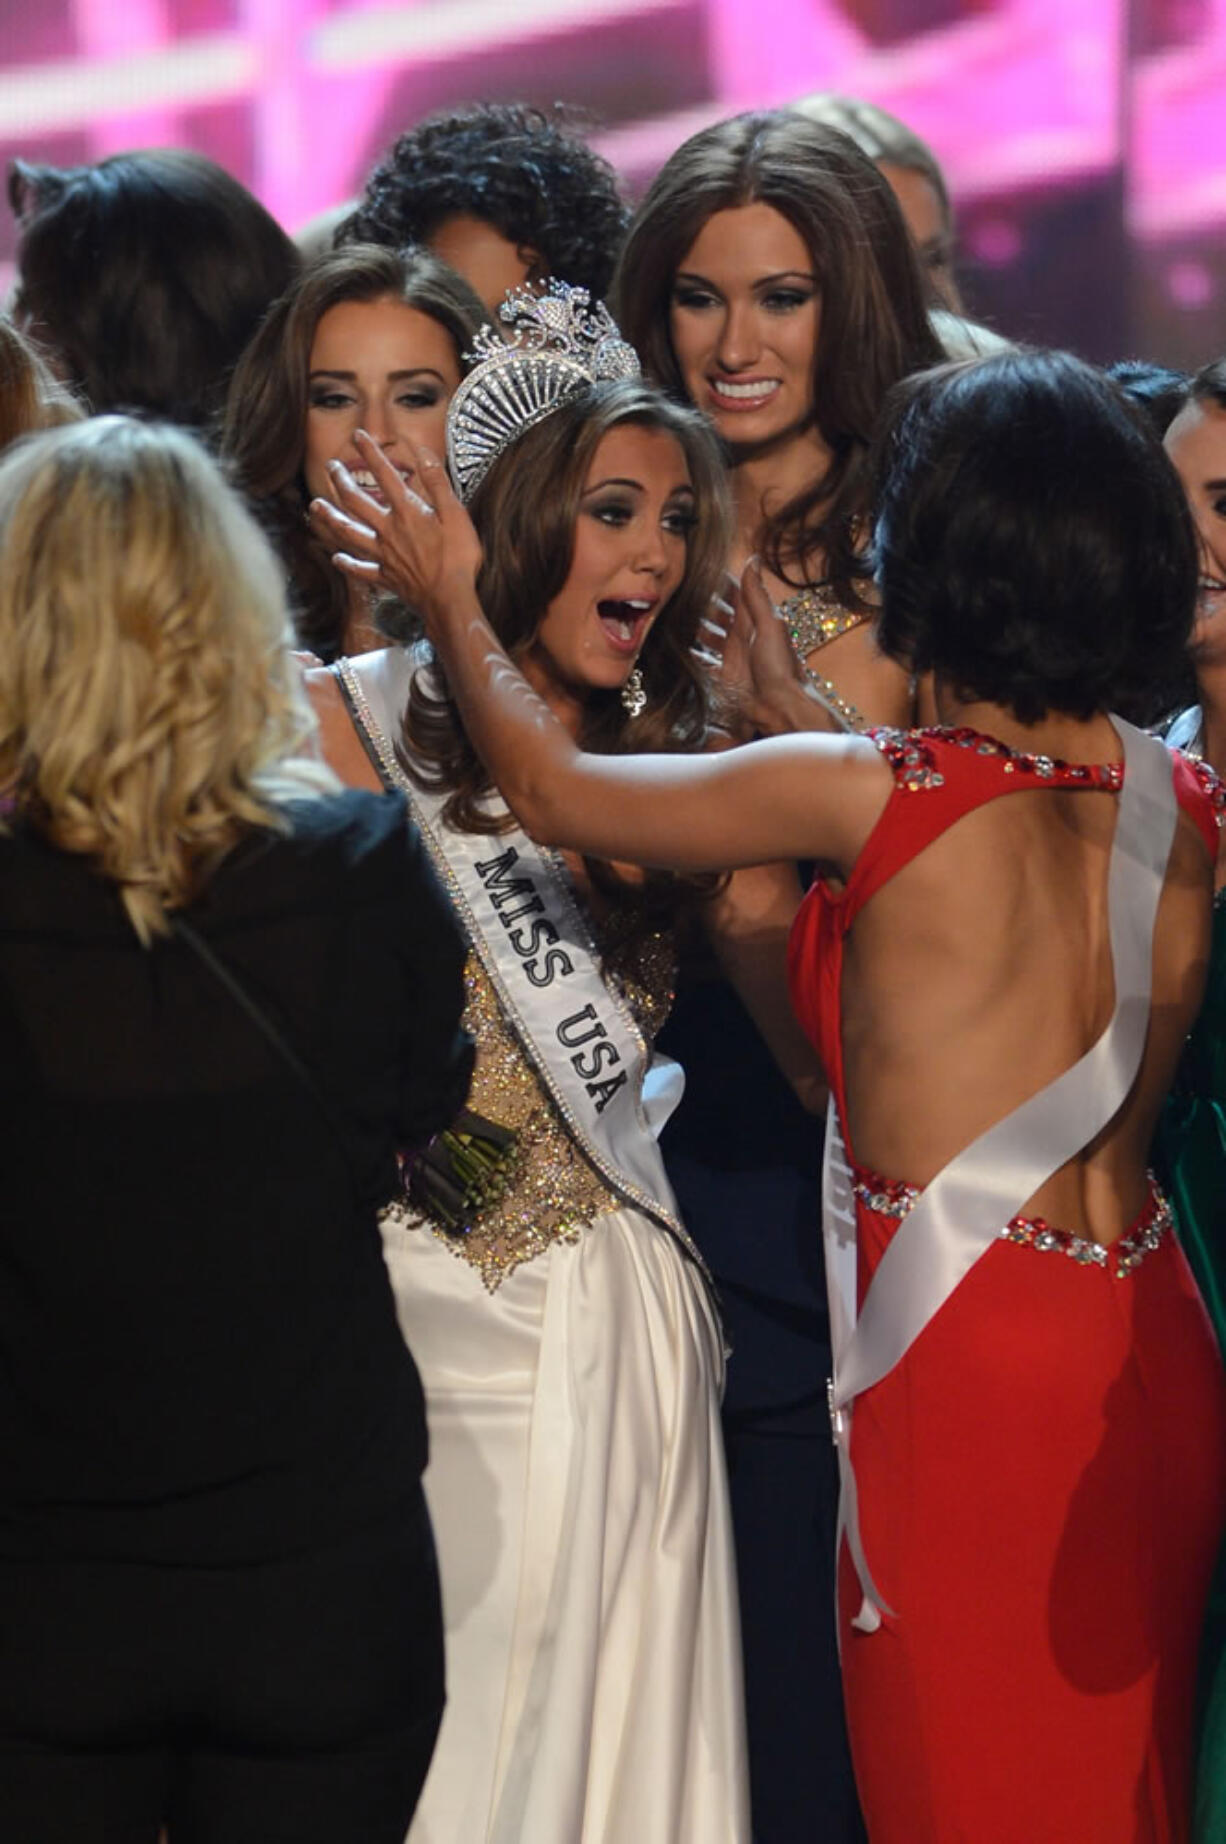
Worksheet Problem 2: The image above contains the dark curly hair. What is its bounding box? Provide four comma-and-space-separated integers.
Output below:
871, 349, 1199, 726
613, 110, 944, 609
339, 103, 629, 300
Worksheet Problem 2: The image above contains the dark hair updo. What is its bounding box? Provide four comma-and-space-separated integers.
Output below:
871, 348, 1198, 725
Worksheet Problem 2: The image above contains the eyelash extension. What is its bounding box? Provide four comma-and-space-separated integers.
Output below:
309, 387, 443, 411
586, 500, 696, 535
587, 500, 634, 525
671, 285, 813, 313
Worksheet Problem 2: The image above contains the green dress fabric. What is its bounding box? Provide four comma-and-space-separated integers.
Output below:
1156, 890, 1226, 1842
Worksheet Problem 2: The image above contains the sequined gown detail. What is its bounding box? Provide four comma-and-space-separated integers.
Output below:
778, 583, 872, 735
383, 916, 674, 1288
788, 726, 1226, 1844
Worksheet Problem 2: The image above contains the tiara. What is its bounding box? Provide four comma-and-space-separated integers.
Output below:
445, 281, 641, 502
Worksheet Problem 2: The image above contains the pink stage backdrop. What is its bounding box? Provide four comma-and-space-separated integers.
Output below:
0, 0, 1220, 364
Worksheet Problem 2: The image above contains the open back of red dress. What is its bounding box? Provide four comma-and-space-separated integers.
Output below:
788, 727, 1226, 1844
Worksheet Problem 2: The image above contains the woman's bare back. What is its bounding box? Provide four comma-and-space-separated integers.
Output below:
838, 771, 1213, 1246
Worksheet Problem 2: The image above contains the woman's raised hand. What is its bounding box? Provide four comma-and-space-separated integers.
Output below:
308, 429, 483, 634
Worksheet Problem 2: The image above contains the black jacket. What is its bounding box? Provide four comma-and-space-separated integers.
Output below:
0, 790, 471, 1565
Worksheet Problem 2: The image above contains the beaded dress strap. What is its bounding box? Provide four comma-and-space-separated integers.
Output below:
839, 728, 1124, 927
777, 584, 873, 734
779, 583, 869, 661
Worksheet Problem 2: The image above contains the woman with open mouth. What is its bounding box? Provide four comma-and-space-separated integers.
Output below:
223, 242, 485, 664
306, 284, 751, 1844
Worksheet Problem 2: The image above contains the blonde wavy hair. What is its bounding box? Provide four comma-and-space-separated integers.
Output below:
0, 416, 337, 944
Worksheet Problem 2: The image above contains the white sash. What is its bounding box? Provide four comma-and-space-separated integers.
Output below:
334, 649, 708, 1277
822, 718, 1178, 1633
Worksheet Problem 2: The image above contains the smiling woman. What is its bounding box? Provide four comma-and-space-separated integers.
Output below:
1167, 361, 1226, 632
303, 296, 463, 509
669, 200, 822, 449
222, 243, 485, 660
613, 111, 947, 1840
616, 110, 945, 712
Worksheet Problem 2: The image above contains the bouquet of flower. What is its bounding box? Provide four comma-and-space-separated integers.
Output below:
403, 1108, 520, 1234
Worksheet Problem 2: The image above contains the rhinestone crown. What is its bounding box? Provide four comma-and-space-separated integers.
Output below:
445, 281, 641, 502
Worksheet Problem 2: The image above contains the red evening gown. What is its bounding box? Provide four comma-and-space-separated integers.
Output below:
788, 727, 1226, 1843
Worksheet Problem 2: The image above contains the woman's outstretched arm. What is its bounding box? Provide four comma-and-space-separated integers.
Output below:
309, 433, 889, 878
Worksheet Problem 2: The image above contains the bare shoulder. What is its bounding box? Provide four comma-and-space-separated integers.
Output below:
305, 661, 339, 709
304, 662, 349, 750
801, 625, 913, 729
833, 730, 897, 851
751, 726, 894, 873
304, 661, 382, 791
1170, 794, 1221, 892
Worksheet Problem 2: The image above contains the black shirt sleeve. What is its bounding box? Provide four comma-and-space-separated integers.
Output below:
390, 815, 474, 1151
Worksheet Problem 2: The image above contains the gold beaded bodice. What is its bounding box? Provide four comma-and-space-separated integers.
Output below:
779, 581, 869, 659
382, 915, 676, 1290
776, 582, 872, 734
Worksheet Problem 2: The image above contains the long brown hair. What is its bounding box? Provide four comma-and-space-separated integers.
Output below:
613, 110, 944, 605
407, 377, 731, 925
221, 243, 486, 659
0, 316, 81, 449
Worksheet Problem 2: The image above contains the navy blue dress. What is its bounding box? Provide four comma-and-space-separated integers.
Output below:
659, 967, 864, 1843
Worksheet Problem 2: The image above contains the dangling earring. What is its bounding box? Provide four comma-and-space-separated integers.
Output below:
620, 666, 647, 718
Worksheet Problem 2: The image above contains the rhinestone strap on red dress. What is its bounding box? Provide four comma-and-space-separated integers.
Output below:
851, 1164, 1173, 1277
